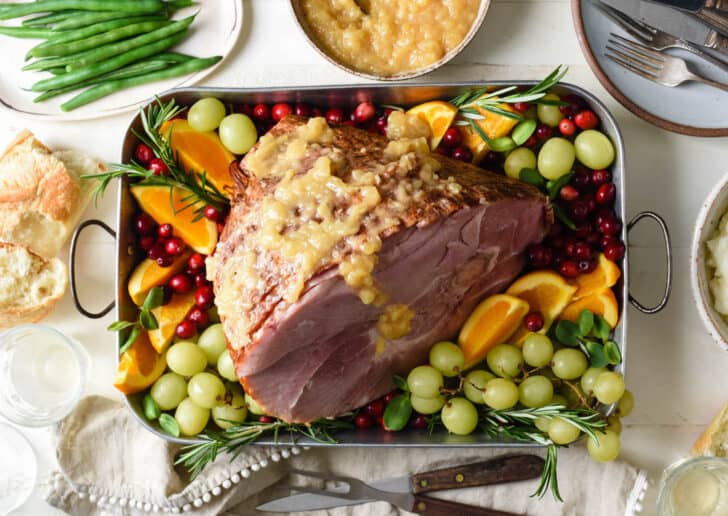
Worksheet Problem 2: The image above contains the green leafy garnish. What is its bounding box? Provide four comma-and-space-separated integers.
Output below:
511, 119, 537, 146
159, 413, 181, 437
383, 394, 412, 432
143, 394, 161, 420
552, 309, 621, 368
545, 173, 574, 200
109, 287, 164, 354
519, 168, 546, 188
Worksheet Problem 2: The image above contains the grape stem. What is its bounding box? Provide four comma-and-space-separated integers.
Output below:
562, 380, 596, 410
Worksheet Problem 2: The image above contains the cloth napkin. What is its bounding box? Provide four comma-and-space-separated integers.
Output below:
45, 396, 648, 515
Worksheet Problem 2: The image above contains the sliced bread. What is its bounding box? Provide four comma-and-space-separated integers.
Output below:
691, 402, 728, 457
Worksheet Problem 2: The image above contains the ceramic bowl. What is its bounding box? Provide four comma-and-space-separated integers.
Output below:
692, 172, 728, 351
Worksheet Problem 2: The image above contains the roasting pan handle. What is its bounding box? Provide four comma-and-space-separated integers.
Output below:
69, 219, 116, 319
627, 211, 672, 314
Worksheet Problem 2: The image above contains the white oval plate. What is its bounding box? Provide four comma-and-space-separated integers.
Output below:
0, 1, 243, 121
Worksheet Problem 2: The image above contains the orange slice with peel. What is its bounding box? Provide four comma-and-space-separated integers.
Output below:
560, 288, 619, 329
160, 119, 235, 196
147, 291, 196, 354
458, 294, 530, 369
457, 101, 519, 163
571, 253, 621, 301
114, 330, 166, 395
127, 251, 191, 306
406, 101, 458, 150
131, 185, 217, 255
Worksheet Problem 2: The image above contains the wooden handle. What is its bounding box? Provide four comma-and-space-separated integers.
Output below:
410, 454, 544, 494
411, 494, 523, 516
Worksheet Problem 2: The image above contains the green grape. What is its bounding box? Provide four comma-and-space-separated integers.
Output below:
410, 394, 445, 415
188, 97, 226, 132
463, 370, 495, 404
587, 430, 621, 462
551, 349, 588, 380
441, 397, 478, 436
574, 129, 615, 169
593, 371, 625, 404
211, 391, 247, 430
550, 394, 568, 407
518, 375, 554, 408
219, 114, 258, 154
486, 344, 523, 378
606, 415, 622, 434
407, 365, 444, 398
536, 93, 563, 127
175, 398, 210, 436
522, 334, 554, 367
535, 416, 551, 433
429, 341, 464, 377
197, 323, 228, 366
217, 350, 238, 382
504, 147, 537, 179
167, 341, 207, 377
150, 373, 187, 411
560, 385, 585, 408
482, 378, 519, 410
537, 137, 575, 180
580, 367, 607, 395
548, 417, 581, 444
245, 392, 266, 415
187, 372, 226, 409
617, 389, 634, 417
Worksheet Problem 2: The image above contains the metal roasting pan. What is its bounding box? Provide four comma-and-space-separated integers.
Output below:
70, 82, 672, 446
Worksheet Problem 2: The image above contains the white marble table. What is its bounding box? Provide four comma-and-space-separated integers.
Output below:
1, 0, 727, 514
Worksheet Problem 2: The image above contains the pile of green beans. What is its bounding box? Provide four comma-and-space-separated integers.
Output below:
0, 0, 223, 112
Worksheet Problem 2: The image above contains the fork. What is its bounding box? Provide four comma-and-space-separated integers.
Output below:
596, 0, 728, 73
605, 34, 728, 91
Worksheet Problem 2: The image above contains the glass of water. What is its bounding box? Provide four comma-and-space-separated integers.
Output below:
0, 324, 89, 427
657, 456, 728, 516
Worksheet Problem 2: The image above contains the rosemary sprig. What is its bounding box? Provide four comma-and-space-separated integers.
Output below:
82, 97, 230, 220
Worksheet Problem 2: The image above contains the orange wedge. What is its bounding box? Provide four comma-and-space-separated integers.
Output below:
131, 185, 217, 255
560, 288, 619, 328
160, 119, 235, 196
458, 294, 530, 368
147, 291, 196, 353
571, 253, 621, 301
407, 101, 459, 150
127, 251, 191, 306
457, 101, 519, 163
114, 331, 166, 395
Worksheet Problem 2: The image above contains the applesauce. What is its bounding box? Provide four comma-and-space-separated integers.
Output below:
300, 0, 481, 76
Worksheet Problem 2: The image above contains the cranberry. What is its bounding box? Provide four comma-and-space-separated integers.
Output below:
325, 107, 345, 124
560, 185, 579, 201
593, 208, 616, 227
548, 222, 564, 239
574, 110, 599, 130
294, 103, 311, 117
582, 192, 596, 214
591, 169, 611, 185
451, 146, 473, 162
148, 158, 168, 176
258, 415, 274, 423
595, 183, 616, 205
159, 284, 172, 305
169, 273, 193, 294
134, 143, 154, 164
365, 400, 385, 417
158, 223, 173, 239
147, 242, 166, 260
252, 104, 270, 121
134, 213, 156, 235
383, 391, 398, 404
573, 242, 593, 260
204, 205, 222, 222
528, 244, 553, 268
217, 221, 225, 234
353, 102, 376, 124
187, 306, 210, 328
156, 255, 174, 267
570, 200, 591, 221
565, 238, 578, 258
175, 320, 196, 339
604, 240, 626, 261
436, 146, 451, 157
271, 103, 292, 122
572, 169, 591, 189
139, 235, 156, 251
354, 413, 373, 429
238, 104, 253, 116
311, 106, 323, 117
188, 253, 206, 271
375, 116, 388, 134
442, 127, 462, 148
341, 119, 356, 127
524, 311, 545, 331
559, 118, 576, 137
483, 151, 501, 165
559, 260, 579, 278
195, 285, 215, 309
599, 218, 622, 236
523, 135, 538, 148
600, 235, 617, 250
194, 273, 209, 288
513, 101, 531, 113
165, 237, 185, 256
559, 94, 584, 117
586, 232, 600, 246
535, 124, 552, 141
573, 222, 592, 240
409, 414, 428, 430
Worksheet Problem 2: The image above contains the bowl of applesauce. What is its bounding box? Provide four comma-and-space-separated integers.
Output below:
290, 0, 489, 80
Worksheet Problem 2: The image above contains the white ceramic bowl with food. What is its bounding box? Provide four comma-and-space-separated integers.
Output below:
692, 172, 728, 351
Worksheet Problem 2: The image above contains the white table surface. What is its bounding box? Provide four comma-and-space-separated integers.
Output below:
1, 0, 728, 514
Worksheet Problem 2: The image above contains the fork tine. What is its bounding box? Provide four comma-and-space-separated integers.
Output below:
609, 34, 665, 61
604, 53, 660, 81
605, 44, 661, 73
596, 2, 653, 42
607, 39, 663, 68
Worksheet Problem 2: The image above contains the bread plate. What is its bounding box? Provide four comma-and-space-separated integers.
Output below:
74, 82, 672, 445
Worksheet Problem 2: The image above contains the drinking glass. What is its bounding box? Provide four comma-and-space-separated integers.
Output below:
657, 456, 728, 516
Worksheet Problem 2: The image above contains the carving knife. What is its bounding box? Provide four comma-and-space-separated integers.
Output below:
641, 0, 728, 36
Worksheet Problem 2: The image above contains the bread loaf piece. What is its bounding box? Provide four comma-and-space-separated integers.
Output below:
0, 243, 68, 330
0, 130, 105, 259
692, 402, 728, 457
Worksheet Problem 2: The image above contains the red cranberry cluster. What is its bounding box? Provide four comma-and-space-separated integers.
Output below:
134, 142, 168, 176
174, 253, 216, 339
133, 214, 188, 267
353, 390, 428, 431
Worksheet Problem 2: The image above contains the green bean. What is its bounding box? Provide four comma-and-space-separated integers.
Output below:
61, 56, 221, 111
50, 9, 163, 30
0, 1, 165, 20
31, 30, 186, 92
31, 20, 171, 57
22, 10, 80, 26
0, 26, 56, 38
47, 66, 68, 75
149, 51, 195, 63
